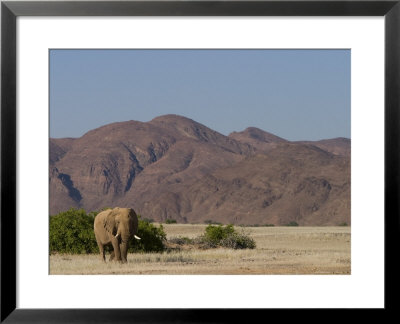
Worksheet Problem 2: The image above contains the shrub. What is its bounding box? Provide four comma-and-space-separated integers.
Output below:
49, 208, 167, 254
220, 231, 256, 249
49, 208, 98, 254
285, 221, 299, 227
203, 224, 235, 245
165, 219, 177, 224
199, 224, 256, 249
130, 216, 166, 253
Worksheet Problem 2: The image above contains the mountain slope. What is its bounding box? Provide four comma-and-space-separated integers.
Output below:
50, 115, 252, 214
295, 138, 351, 157
49, 115, 350, 226
179, 143, 350, 225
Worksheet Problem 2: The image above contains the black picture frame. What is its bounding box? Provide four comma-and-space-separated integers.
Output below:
1, 0, 399, 322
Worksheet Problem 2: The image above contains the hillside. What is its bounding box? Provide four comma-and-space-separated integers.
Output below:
295, 138, 351, 157
49, 114, 350, 225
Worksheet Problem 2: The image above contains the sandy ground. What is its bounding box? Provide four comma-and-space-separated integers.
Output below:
50, 225, 350, 275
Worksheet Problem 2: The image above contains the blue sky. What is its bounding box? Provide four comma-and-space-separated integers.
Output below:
50, 49, 350, 141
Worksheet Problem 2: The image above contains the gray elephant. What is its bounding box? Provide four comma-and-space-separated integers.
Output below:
94, 207, 141, 263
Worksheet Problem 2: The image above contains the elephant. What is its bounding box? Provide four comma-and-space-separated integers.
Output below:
94, 207, 141, 263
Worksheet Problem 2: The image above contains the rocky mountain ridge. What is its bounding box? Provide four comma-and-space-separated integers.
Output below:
50, 114, 350, 225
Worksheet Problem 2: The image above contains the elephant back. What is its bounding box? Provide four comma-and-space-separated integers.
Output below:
94, 208, 112, 226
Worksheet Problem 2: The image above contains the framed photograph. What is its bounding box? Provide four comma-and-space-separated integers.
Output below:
1, 0, 399, 322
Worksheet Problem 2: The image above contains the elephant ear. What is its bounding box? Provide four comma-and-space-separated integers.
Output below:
103, 209, 117, 236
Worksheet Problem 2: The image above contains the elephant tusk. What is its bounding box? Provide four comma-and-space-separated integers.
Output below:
134, 235, 141, 240
115, 233, 120, 238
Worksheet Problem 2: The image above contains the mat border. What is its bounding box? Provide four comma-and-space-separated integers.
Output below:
2, 0, 399, 322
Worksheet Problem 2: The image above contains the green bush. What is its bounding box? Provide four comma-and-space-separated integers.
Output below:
49, 208, 166, 254
204, 224, 235, 245
199, 224, 256, 249
165, 219, 177, 224
220, 232, 256, 249
285, 221, 299, 227
129, 216, 166, 253
49, 208, 98, 254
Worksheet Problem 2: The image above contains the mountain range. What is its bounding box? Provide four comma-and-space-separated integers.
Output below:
49, 114, 350, 226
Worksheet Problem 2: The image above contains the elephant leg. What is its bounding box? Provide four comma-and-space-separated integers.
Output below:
109, 251, 115, 261
100, 245, 106, 262
111, 237, 122, 262
95, 237, 105, 262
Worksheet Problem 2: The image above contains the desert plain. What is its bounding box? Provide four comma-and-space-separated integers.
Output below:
50, 224, 350, 275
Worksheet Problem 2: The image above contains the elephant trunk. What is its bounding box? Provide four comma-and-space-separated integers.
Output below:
120, 242, 128, 263
120, 234, 130, 262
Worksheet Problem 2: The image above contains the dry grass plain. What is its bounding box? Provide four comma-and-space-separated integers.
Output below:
50, 225, 351, 275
